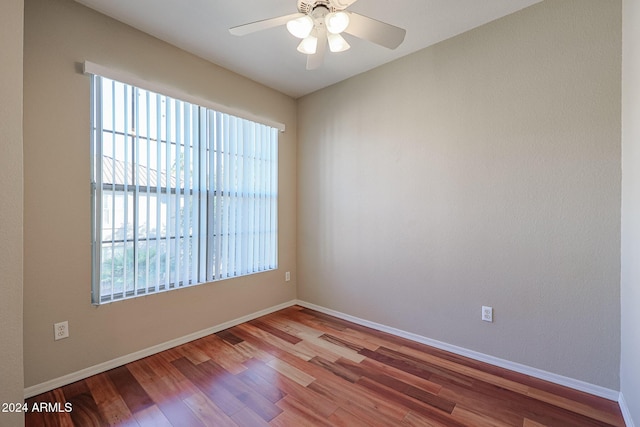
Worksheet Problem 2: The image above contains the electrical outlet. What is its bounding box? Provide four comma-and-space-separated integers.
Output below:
54, 321, 69, 340
482, 306, 493, 323
285, 271, 291, 282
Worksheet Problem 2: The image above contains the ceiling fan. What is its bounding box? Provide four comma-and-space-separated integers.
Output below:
229, 0, 406, 70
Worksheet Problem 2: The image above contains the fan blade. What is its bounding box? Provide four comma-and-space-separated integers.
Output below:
306, 29, 327, 70
344, 12, 406, 49
229, 12, 304, 36
330, 0, 359, 9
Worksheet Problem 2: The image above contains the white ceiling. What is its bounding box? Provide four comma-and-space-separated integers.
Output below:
74, 0, 542, 98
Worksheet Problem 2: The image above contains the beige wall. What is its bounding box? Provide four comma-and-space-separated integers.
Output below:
298, 0, 621, 389
0, 0, 25, 425
621, 0, 640, 422
23, 0, 297, 388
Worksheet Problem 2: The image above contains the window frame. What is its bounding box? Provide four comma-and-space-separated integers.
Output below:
88, 66, 282, 305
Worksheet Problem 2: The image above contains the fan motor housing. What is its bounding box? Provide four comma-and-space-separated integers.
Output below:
297, 0, 336, 14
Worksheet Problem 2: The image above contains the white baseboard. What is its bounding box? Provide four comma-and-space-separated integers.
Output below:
25, 298, 623, 409
619, 392, 636, 427
295, 300, 621, 402
23, 300, 298, 399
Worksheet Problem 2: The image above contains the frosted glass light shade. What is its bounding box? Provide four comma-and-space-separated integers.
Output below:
297, 35, 318, 54
328, 33, 350, 52
286, 15, 314, 39
325, 11, 349, 34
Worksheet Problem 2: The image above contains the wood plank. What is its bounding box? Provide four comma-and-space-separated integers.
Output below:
356, 377, 467, 426
50, 389, 74, 427
526, 388, 625, 427
232, 326, 323, 376
231, 340, 275, 363
398, 338, 621, 421
156, 347, 184, 363
275, 395, 334, 427
296, 331, 366, 363
359, 347, 473, 388
319, 333, 365, 352
405, 385, 457, 414
298, 308, 349, 331
230, 407, 271, 427
133, 405, 173, 427
269, 409, 321, 427
25, 306, 626, 427
197, 360, 283, 422
193, 335, 248, 375
67, 393, 108, 427
333, 356, 454, 413
127, 357, 203, 427
284, 311, 381, 351
107, 365, 154, 414
62, 386, 108, 427
127, 358, 200, 405
393, 344, 624, 426
451, 405, 514, 427
151, 350, 209, 396
85, 373, 139, 426
394, 345, 531, 394
435, 378, 531, 426
243, 357, 338, 419
234, 323, 315, 361
523, 419, 548, 427
61, 380, 91, 400
24, 403, 46, 427
327, 407, 375, 427
307, 376, 409, 423
402, 410, 453, 427
26, 389, 84, 427
215, 329, 244, 345
522, 375, 622, 416
235, 363, 286, 403
309, 356, 362, 383
170, 357, 245, 416
290, 336, 342, 362
258, 313, 324, 339
173, 341, 211, 365
155, 398, 206, 427
359, 357, 443, 395
437, 375, 610, 427
250, 319, 302, 345
182, 391, 237, 427
345, 329, 403, 350
299, 308, 417, 349
266, 358, 316, 387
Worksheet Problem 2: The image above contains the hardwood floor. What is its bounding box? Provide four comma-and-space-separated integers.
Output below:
25, 306, 625, 426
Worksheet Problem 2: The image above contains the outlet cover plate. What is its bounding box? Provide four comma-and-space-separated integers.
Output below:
54, 321, 69, 340
482, 306, 493, 322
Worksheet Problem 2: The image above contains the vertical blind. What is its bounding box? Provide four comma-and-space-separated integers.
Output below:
90, 74, 278, 304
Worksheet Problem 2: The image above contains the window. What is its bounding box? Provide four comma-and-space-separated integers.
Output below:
90, 74, 278, 304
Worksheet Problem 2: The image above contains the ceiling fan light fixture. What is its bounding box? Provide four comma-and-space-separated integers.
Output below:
328, 33, 350, 52
297, 35, 318, 54
229, 1, 407, 70
325, 11, 350, 34
286, 15, 314, 38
